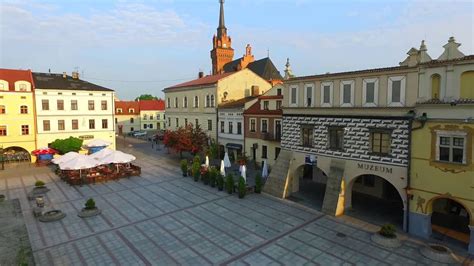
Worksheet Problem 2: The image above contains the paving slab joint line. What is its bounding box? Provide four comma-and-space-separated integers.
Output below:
219, 213, 325, 265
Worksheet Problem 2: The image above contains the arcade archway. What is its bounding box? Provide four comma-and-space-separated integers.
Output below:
288, 164, 328, 210
345, 174, 404, 228
1, 146, 31, 163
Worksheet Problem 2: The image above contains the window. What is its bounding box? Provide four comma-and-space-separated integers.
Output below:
340, 80, 354, 107
115, 118, 118, 123
168, 118, 171, 127
290, 86, 298, 106
185, 118, 188, 126
261, 119, 268, 133
370, 131, 391, 155
301, 126, 314, 147
174, 97, 178, 108
58, 120, 65, 131
183, 97, 188, 108
21, 125, 29, 135
89, 119, 95, 129
237, 122, 242, 135
130, 118, 134, 123
43, 120, 50, 131
101, 100, 107, 110
148, 123, 153, 129
276, 100, 282, 110
221, 121, 224, 133
321, 82, 333, 107
71, 100, 78, 110
129, 108, 134, 113
150, 115, 154, 120
19, 84, 27, 91
176, 118, 179, 127
211, 95, 215, 107
263, 101, 269, 110
228, 122, 233, 134
277, 88, 282, 95
206, 95, 210, 107
20, 105, 28, 114
305, 84, 314, 107
208, 120, 212, 131
195, 119, 199, 127
0, 126, 6, 136
157, 114, 160, 120
0, 105, 5, 114
194, 96, 199, 107
102, 119, 108, 129
88, 100, 95, 110
250, 119, 256, 132
72, 119, 78, 130
328, 127, 344, 150
437, 133, 466, 164
275, 147, 281, 160
57, 100, 64, 110
42, 100, 49, 110
275, 120, 281, 140
167, 98, 170, 108
388, 76, 406, 106
262, 145, 267, 159
143, 114, 147, 120
431, 74, 441, 99
131, 127, 134, 131
363, 78, 379, 107
144, 124, 148, 129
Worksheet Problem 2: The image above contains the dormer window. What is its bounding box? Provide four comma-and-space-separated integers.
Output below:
129, 108, 134, 113
19, 84, 27, 91
117, 108, 123, 114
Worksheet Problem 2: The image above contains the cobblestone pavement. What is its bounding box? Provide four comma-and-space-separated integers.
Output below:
0, 138, 472, 265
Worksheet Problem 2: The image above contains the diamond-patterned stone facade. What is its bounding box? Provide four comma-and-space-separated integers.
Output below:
281, 115, 410, 166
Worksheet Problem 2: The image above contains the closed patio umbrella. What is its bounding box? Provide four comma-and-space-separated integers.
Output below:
205, 156, 210, 168
220, 160, 226, 176
241, 165, 247, 183
262, 160, 269, 179
223, 152, 231, 168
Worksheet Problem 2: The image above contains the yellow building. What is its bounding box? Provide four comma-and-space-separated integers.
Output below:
408, 38, 474, 254
0, 69, 37, 163
32, 72, 116, 150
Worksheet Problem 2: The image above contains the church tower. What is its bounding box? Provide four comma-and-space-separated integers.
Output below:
211, 0, 234, 75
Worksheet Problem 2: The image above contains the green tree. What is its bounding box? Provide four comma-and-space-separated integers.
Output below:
50, 137, 83, 154
135, 94, 158, 101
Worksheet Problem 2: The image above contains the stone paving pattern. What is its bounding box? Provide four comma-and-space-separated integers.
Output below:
0, 139, 472, 265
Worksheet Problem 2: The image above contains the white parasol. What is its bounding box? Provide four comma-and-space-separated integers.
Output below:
100, 150, 136, 164
51, 152, 80, 164
241, 165, 247, 183
220, 160, 226, 176
223, 152, 231, 167
59, 154, 100, 170
85, 139, 112, 148
90, 148, 114, 160
205, 156, 210, 168
262, 160, 269, 178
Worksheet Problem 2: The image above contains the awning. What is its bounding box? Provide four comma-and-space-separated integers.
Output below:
226, 143, 242, 150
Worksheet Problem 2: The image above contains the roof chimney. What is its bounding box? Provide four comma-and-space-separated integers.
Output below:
62, 72, 67, 78
251, 85, 259, 96
72, 71, 79, 79
198, 71, 204, 78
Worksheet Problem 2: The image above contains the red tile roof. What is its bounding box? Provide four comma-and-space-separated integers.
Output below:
138, 99, 165, 110
115, 101, 140, 115
0, 68, 34, 91
164, 72, 234, 90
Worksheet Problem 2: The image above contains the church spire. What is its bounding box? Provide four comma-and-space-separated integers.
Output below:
217, 0, 227, 39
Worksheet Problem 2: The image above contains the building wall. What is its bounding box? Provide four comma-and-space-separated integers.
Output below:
244, 137, 280, 167
140, 110, 165, 131
217, 69, 271, 103
116, 114, 140, 133
0, 88, 36, 161
35, 89, 116, 149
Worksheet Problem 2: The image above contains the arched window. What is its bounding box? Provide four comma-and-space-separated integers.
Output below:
431, 74, 441, 99
460, 71, 474, 99
20, 105, 28, 114
206, 95, 210, 107
194, 96, 199, 108
183, 96, 188, 108
174, 97, 178, 108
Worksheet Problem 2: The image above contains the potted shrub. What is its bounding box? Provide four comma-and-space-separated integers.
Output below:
225, 173, 234, 194
371, 223, 401, 248
78, 198, 101, 218
28, 180, 50, 200
216, 173, 224, 191
201, 169, 210, 185
255, 173, 262, 194
209, 168, 217, 187
193, 155, 201, 165
35, 180, 46, 188
180, 159, 188, 177
238, 176, 246, 199
192, 161, 200, 182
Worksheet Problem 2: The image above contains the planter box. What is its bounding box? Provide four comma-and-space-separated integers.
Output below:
78, 208, 101, 218
370, 233, 401, 248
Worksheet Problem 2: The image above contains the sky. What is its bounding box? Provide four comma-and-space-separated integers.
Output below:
1, 0, 473, 100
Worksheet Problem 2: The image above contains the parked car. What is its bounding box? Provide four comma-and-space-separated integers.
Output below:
132, 131, 147, 137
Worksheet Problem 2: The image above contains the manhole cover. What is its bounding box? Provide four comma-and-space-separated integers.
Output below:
336, 232, 346, 238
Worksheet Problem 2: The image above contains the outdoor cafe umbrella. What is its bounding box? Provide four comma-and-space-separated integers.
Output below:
223, 152, 231, 168
205, 156, 210, 168
90, 148, 114, 160
262, 160, 269, 179
51, 152, 80, 164
85, 139, 112, 148
241, 165, 247, 183
220, 160, 226, 176
59, 155, 100, 170
99, 150, 136, 164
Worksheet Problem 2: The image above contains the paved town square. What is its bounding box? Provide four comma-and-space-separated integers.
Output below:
0, 139, 471, 265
